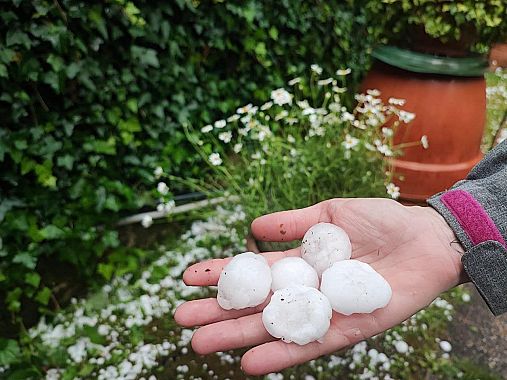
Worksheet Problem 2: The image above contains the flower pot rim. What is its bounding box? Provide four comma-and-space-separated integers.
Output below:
372, 45, 488, 77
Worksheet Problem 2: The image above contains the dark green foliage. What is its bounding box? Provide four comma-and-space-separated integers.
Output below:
367, 0, 507, 54
0, 0, 380, 322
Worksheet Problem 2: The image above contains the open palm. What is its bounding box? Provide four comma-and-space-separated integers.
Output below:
174, 198, 465, 375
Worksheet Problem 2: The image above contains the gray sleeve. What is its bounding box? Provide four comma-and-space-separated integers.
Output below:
427, 140, 507, 315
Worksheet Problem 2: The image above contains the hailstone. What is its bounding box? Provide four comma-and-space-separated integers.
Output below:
320, 260, 392, 315
270, 257, 319, 291
217, 252, 272, 310
262, 285, 332, 345
301, 222, 352, 277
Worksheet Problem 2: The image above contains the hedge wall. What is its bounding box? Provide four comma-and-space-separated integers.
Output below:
0, 0, 381, 323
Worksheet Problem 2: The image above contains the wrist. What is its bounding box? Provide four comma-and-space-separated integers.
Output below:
421, 206, 469, 285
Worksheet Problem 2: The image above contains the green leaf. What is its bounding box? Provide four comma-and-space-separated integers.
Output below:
0, 339, 21, 366
97, 263, 114, 280
118, 117, 141, 133
0, 63, 7, 78
34, 160, 57, 188
83, 137, 116, 155
47, 54, 64, 72
131, 46, 159, 67
82, 325, 107, 345
56, 154, 74, 170
14, 139, 27, 150
6, 288, 22, 312
21, 158, 36, 174
6, 30, 31, 49
88, 7, 108, 39
269, 26, 279, 40
39, 225, 65, 240
102, 230, 119, 248
35, 287, 51, 305
127, 98, 138, 113
12, 252, 37, 269
0, 198, 24, 222
0, 47, 16, 64
25, 272, 41, 288
65, 62, 81, 79
78, 363, 95, 377
6, 368, 41, 380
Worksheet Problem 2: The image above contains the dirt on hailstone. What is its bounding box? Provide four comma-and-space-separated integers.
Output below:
448, 283, 507, 378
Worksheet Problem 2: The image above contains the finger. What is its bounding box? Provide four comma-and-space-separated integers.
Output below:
191, 313, 275, 355
174, 297, 269, 327
182, 248, 301, 286
240, 324, 352, 375
251, 201, 332, 242
241, 297, 412, 376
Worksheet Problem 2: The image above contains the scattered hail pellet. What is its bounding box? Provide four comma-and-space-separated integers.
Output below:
301, 222, 352, 277
217, 252, 272, 310
262, 285, 332, 345
270, 257, 319, 291
320, 259, 392, 315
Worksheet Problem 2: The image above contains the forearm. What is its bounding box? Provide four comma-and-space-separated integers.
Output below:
428, 141, 507, 315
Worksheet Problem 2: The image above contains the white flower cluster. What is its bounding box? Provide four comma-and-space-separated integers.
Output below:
199, 66, 418, 175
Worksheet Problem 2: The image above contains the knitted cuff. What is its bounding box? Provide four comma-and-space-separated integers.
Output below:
428, 189, 507, 316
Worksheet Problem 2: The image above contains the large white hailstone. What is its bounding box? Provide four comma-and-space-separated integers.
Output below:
262, 285, 332, 345
301, 223, 352, 277
320, 260, 392, 315
270, 257, 319, 291
217, 252, 272, 310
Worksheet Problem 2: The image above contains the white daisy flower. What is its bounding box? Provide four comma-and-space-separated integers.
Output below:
209, 152, 222, 166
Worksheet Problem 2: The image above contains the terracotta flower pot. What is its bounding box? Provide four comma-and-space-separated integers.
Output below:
361, 46, 488, 201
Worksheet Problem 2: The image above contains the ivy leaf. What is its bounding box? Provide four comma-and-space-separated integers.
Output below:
47, 54, 65, 72
12, 252, 37, 269
118, 117, 141, 133
0, 339, 21, 366
0, 198, 24, 222
14, 139, 27, 150
131, 46, 159, 67
34, 160, 57, 188
66, 62, 81, 79
6, 288, 22, 312
6, 30, 31, 49
88, 7, 108, 39
35, 287, 51, 305
102, 230, 119, 248
83, 137, 117, 155
56, 154, 74, 170
25, 272, 41, 288
39, 225, 65, 240
0, 63, 7, 78
127, 98, 138, 113
97, 263, 114, 280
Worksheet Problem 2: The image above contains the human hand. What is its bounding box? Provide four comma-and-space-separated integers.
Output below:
174, 198, 466, 375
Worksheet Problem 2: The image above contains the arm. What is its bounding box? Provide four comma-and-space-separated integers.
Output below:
428, 140, 507, 315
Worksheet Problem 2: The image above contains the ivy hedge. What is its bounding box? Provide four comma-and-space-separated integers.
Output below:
0, 0, 382, 328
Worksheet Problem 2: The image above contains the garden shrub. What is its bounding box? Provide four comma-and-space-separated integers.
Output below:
366, 0, 507, 53
0, 0, 382, 325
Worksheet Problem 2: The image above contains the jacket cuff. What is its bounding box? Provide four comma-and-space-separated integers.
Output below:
428, 189, 507, 316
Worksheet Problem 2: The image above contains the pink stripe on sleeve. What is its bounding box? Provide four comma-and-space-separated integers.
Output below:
441, 189, 506, 248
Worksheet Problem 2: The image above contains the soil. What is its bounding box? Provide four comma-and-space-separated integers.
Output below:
448, 283, 507, 378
